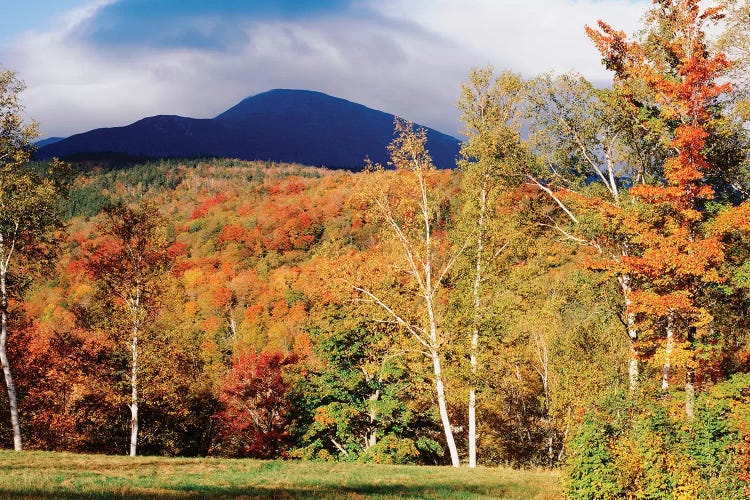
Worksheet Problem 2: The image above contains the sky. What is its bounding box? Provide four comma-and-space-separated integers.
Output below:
1, 0, 651, 138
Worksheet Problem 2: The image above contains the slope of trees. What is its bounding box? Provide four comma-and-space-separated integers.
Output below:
1, 0, 750, 495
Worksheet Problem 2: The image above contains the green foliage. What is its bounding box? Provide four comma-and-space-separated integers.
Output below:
289, 313, 441, 465
565, 387, 749, 499
564, 415, 623, 500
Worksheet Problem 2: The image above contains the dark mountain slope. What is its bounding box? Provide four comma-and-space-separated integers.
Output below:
38, 90, 460, 169
34, 137, 65, 148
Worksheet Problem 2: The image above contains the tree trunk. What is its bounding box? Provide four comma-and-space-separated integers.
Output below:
618, 274, 639, 391
129, 323, 139, 457
0, 271, 21, 451
685, 326, 696, 418
661, 312, 674, 391
366, 389, 380, 450
468, 385, 477, 468
468, 183, 486, 469
432, 350, 460, 467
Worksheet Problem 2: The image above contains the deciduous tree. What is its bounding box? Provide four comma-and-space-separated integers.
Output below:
456, 67, 529, 467
212, 350, 298, 458
587, 0, 732, 414
85, 201, 171, 455
353, 119, 463, 466
0, 69, 68, 451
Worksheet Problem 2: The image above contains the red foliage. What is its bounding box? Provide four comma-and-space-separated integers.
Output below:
190, 193, 227, 220
218, 224, 249, 245
284, 179, 305, 195
587, 0, 731, 326
212, 351, 298, 458
166, 241, 189, 259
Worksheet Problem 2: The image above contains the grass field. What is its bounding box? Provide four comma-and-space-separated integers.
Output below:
0, 451, 561, 499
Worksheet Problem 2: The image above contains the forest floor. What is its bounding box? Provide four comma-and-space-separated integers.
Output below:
0, 450, 561, 499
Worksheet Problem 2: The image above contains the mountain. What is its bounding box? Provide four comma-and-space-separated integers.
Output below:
36, 90, 460, 169
34, 137, 65, 148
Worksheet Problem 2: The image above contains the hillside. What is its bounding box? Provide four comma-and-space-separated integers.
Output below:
5, 158, 623, 470
33, 137, 65, 148
36, 89, 461, 170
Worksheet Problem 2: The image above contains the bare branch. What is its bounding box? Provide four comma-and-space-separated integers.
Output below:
375, 196, 426, 293
552, 113, 617, 200
432, 236, 471, 297
353, 286, 431, 349
539, 218, 602, 253
527, 175, 580, 224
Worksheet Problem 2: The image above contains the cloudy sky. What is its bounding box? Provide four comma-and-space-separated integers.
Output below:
2, 0, 650, 139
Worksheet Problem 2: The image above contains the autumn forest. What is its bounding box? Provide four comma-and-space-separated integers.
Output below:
3, 0, 750, 497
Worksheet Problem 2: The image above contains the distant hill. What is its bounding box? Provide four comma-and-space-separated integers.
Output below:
36, 90, 460, 170
34, 137, 65, 148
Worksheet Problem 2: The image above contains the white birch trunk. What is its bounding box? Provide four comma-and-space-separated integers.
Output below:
0, 229, 22, 451
366, 389, 380, 450
432, 349, 459, 467
618, 274, 639, 391
661, 312, 674, 391
468, 386, 477, 467
129, 322, 139, 456
0, 283, 21, 450
468, 183, 486, 469
426, 294, 459, 467
0, 268, 21, 451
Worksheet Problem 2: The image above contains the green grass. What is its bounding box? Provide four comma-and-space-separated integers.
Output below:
0, 451, 561, 499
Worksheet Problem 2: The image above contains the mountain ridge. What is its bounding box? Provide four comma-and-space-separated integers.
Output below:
37, 89, 460, 170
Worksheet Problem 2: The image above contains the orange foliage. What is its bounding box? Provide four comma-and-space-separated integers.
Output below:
586, 0, 732, 326
190, 193, 227, 220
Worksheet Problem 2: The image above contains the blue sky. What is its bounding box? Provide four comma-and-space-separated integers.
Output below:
1, 1, 90, 42
1, 0, 651, 138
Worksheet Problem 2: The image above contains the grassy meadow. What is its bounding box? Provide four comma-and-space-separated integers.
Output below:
0, 451, 561, 499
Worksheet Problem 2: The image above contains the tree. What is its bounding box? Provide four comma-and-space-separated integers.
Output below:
0, 69, 68, 451
85, 201, 171, 456
289, 305, 441, 464
587, 0, 733, 414
456, 67, 529, 467
718, 0, 750, 120
212, 350, 298, 458
0, 70, 37, 169
352, 118, 462, 467
525, 71, 668, 392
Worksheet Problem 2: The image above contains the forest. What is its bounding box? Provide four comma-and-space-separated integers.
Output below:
2, 0, 750, 497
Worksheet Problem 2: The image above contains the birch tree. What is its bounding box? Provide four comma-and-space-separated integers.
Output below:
85, 201, 171, 456
0, 69, 68, 451
353, 118, 463, 467
525, 72, 668, 391
456, 67, 528, 467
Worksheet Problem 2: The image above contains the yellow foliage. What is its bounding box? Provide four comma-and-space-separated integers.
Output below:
182, 267, 204, 288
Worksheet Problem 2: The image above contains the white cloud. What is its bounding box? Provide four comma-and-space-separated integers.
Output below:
370, 0, 649, 82
3, 0, 651, 138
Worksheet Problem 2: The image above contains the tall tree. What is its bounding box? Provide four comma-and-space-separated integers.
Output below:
456, 67, 528, 467
0, 69, 68, 451
85, 201, 171, 455
587, 0, 732, 413
353, 118, 463, 467
525, 71, 669, 391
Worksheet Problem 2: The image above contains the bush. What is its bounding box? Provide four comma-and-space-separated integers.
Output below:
564, 387, 750, 499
